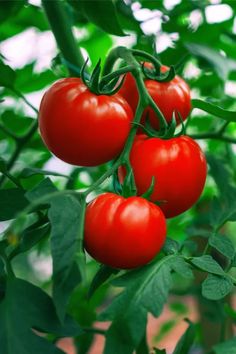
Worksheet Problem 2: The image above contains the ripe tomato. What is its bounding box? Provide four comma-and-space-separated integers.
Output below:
119, 135, 207, 218
39, 78, 133, 166
84, 193, 166, 269
119, 64, 191, 130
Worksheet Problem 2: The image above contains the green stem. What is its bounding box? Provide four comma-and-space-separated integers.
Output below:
189, 133, 236, 144
131, 48, 162, 73
1, 170, 22, 188
12, 88, 38, 114
0, 123, 19, 140
100, 65, 135, 86
42, 0, 84, 76
102, 47, 121, 76
0, 121, 38, 187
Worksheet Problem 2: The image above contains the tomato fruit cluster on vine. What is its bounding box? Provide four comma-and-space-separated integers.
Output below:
39, 63, 207, 269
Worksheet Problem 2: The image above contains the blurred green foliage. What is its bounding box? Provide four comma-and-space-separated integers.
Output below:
1, 1, 236, 354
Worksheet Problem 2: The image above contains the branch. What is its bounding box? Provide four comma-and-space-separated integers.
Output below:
189, 132, 236, 144
42, 0, 85, 76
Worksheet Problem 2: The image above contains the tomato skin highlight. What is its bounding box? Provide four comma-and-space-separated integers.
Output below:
119, 65, 191, 130
119, 135, 207, 218
84, 193, 166, 269
39, 78, 133, 166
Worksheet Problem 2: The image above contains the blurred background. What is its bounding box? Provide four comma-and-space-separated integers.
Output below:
1, 0, 236, 353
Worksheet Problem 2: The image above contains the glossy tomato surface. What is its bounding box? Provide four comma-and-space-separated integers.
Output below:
39, 78, 133, 166
119, 135, 207, 218
84, 193, 166, 269
119, 65, 191, 130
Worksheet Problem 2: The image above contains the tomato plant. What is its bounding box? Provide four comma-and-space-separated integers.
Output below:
119, 135, 207, 218
84, 193, 166, 269
1, 1, 236, 354
119, 64, 191, 129
39, 78, 133, 166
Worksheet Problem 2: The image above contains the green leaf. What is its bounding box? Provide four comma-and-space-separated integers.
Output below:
0, 61, 16, 89
136, 332, 149, 354
15, 64, 57, 94
49, 195, 82, 321
0, 277, 82, 354
202, 274, 233, 300
19, 167, 70, 179
207, 154, 235, 198
0, 4, 48, 41
173, 320, 195, 354
209, 234, 235, 260
0, 110, 33, 136
101, 255, 179, 353
191, 99, 236, 122
162, 237, 180, 255
224, 303, 236, 323
11, 223, 50, 258
213, 336, 236, 353
116, 0, 142, 34
79, 0, 126, 36
186, 43, 236, 80
0, 188, 28, 221
209, 194, 236, 231
88, 265, 119, 298
0, 0, 25, 23
26, 178, 57, 202
172, 257, 193, 279
190, 255, 225, 276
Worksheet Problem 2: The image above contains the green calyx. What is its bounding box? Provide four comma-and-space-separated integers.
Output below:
81, 58, 126, 96
132, 111, 186, 140
131, 49, 176, 82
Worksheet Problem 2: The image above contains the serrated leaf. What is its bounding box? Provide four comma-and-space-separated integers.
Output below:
101, 255, 179, 353
26, 179, 82, 321
49, 195, 82, 321
209, 234, 235, 260
190, 255, 225, 276
79, 0, 125, 36
213, 336, 236, 353
172, 257, 193, 279
0, 277, 82, 354
191, 99, 236, 122
202, 274, 233, 300
0, 188, 28, 221
173, 320, 195, 354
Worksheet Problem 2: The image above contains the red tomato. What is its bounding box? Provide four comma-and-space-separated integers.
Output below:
84, 193, 166, 269
119, 64, 191, 130
119, 135, 207, 218
39, 78, 133, 166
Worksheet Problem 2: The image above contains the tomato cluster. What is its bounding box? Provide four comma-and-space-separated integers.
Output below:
39, 64, 207, 269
